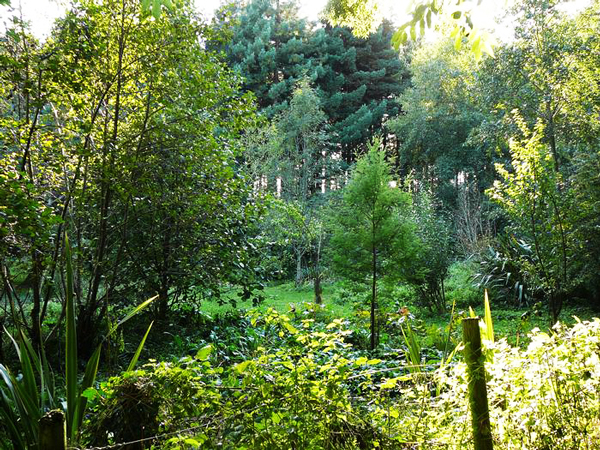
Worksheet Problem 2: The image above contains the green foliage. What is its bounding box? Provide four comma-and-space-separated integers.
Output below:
445, 259, 483, 308
488, 117, 577, 322
0, 330, 56, 450
330, 139, 414, 349
0, 0, 261, 355
86, 309, 395, 449
403, 188, 454, 312
324, 0, 495, 58
221, 1, 408, 162
429, 319, 600, 448
0, 235, 155, 448
474, 234, 538, 305
387, 37, 489, 208
77, 303, 600, 449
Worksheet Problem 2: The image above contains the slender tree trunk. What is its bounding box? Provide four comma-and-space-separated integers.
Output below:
371, 245, 377, 351
546, 100, 559, 172
30, 250, 43, 349
158, 286, 169, 320
295, 252, 303, 287
313, 229, 323, 304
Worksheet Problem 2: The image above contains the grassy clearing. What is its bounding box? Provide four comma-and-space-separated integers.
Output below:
202, 281, 600, 349
201, 282, 352, 319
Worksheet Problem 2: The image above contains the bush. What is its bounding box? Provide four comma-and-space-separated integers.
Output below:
84, 309, 394, 449
445, 259, 483, 308
384, 318, 600, 449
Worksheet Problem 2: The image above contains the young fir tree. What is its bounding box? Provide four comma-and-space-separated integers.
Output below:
330, 139, 414, 350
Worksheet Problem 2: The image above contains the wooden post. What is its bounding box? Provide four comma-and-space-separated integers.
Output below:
462, 317, 493, 450
39, 409, 67, 450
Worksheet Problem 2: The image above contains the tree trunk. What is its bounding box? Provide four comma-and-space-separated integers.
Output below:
158, 286, 169, 320
314, 273, 322, 304
295, 252, 303, 287
313, 230, 323, 304
546, 100, 559, 172
370, 246, 377, 351
30, 250, 43, 350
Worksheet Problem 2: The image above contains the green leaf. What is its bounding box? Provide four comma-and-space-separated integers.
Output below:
81, 387, 98, 401
127, 321, 154, 371
195, 344, 213, 361
454, 33, 462, 51
234, 360, 252, 374
152, 0, 161, 19
65, 233, 78, 438
72, 346, 101, 440
283, 322, 298, 335
483, 289, 494, 343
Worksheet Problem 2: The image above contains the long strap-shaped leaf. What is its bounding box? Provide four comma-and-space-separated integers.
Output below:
72, 345, 101, 439
65, 233, 78, 440
108, 295, 157, 337
127, 321, 154, 372
0, 385, 28, 450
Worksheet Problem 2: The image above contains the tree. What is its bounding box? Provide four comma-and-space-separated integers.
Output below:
387, 37, 490, 209
475, 0, 600, 173
246, 79, 334, 291
220, 2, 409, 163
0, 0, 261, 356
403, 187, 454, 312
487, 116, 576, 323
218, 0, 309, 117
316, 21, 410, 162
330, 139, 414, 350
324, 0, 495, 58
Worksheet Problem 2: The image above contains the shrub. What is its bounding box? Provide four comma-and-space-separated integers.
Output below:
445, 259, 483, 308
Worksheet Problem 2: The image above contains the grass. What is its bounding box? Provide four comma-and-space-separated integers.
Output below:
420, 297, 599, 347
201, 281, 353, 319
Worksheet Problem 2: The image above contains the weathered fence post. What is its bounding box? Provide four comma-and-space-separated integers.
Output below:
462, 317, 493, 450
39, 409, 67, 450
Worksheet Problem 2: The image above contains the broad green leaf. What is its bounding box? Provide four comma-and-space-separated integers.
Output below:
283, 322, 298, 335
195, 344, 213, 361
234, 360, 253, 374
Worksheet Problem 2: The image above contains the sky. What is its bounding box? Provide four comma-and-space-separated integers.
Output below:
0, 0, 593, 42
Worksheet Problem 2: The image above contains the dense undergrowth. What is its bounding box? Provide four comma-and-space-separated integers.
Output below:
82, 305, 600, 449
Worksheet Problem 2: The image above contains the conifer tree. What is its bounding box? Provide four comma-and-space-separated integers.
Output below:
330, 139, 414, 350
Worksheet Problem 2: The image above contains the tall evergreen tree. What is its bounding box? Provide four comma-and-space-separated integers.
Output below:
311, 21, 410, 163
218, 1, 409, 161
222, 0, 310, 116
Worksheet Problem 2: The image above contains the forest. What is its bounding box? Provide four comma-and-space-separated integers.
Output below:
1, 0, 600, 448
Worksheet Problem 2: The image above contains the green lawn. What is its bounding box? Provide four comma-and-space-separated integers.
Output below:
201, 282, 352, 319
